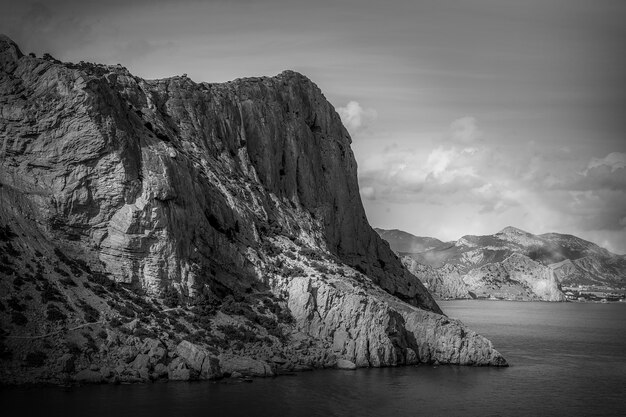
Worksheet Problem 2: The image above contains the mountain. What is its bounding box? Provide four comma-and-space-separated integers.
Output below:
374, 228, 445, 253
0, 36, 505, 385
377, 226, 626, 301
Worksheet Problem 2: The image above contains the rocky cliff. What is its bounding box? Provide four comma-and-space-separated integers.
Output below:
0, 36, 505, 385
400, 259, 471, 300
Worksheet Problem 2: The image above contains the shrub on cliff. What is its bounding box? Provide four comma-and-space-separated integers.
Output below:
87, 271, 117, 291
0, 224, 17, 241
11, 311, 27, 326
77, 300, 100, 322
25, 351, 47, 367
311, 261, 332, 275
39, 281, 64, 304
217, 324, 268, 345
46, 304, 67, 322
163, 286, 180, 308
300, 248, 325, 261
221, 295, 257, 321
282, 265, 305, 278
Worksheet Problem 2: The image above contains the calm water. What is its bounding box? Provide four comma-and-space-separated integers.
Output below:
2, 301, 625, 417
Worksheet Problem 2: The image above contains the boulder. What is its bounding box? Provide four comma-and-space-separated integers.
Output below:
219, 356, 273, 377
118, 345, 139, 364
131, 353, 151, 371
167, 357, 191, 381
74, 369, 104, 384
57, 354, 75, 374
152, 363, 168, 379
336, 359, 357, 370
141, 338, 167, 364
176, 341, 221, 379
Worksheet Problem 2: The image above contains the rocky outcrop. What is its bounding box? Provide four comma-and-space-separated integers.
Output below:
219, 355, 273, 377
176, 341, 221, 379
282, 271, 504, 366
401, 259, 471, 300
0, 36, 506, 385
463, 253, 565, 301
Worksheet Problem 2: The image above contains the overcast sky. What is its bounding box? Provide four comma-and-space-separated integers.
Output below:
2, 0, 625, 253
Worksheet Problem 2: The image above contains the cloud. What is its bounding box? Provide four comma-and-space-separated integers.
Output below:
359, 186, 376, 200
358, 117, 513, 210
448, 116, 481, 144
584, 152, 626, 174
337, 101, 377, 135
358, 117, 626, 253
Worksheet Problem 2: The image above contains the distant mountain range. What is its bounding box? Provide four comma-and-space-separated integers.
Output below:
377, 226, 626, 301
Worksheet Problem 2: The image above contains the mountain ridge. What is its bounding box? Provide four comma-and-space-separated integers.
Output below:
377, 226, 626, 300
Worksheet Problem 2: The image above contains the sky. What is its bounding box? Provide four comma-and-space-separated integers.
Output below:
2, 0, 625, 253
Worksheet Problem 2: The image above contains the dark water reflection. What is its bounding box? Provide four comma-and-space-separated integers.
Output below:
2, 301, 625, 417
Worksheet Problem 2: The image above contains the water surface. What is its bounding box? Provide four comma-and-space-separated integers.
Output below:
2, 301, 625, 416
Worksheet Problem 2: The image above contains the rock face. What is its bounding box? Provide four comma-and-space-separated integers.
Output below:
462, 253, 565, 301
401, 260, 471, 300
176, 341, 221, 379
0, 36, 506, 385
378, 226, 625, 301
0, 35, 436, 312
284, 275, 505, 367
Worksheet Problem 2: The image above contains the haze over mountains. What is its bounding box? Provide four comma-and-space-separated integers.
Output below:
0, 36, 507, 385
377, 226, 626, 301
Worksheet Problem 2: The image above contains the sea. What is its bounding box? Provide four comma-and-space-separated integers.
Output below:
2, 301, 625, 417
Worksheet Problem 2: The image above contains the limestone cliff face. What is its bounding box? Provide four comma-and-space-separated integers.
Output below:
0, 36, 435, 312
0, 36, 505, 384
401, 259, 471, 300
463, 253, 565, 301
285, 275, 503, 366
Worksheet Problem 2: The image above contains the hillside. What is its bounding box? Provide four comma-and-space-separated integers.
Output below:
377, 226, 626, 300
0, 36, 506, 385
374, 228, 445, 253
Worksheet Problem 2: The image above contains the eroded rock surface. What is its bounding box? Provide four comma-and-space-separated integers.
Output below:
0, 36, 505, 385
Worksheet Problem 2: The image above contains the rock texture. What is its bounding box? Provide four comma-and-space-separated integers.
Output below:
462, 253, 565, 301
378, 226, 626, 301
401, 260, 470, 300
0, 36, 506, 385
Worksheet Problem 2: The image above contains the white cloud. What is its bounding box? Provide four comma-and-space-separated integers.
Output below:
358, 117, 626, 253
337, 101, 377, 134
359, 186, 376, 200
585, 152, 626, 174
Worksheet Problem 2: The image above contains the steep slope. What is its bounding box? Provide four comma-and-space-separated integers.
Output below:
400, 259, 470, 299
0, 36, 505, 384
463, 253, 565, 301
